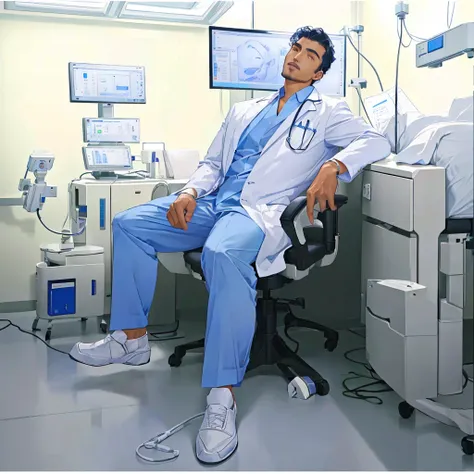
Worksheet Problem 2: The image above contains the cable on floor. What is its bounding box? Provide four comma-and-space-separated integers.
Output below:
149, 321, 180, 341
0, 318, 70, 355
341, 348, 393, 404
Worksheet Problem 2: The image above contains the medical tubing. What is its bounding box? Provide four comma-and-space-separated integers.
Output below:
136, 412, 205, 463
36, 209, 86, 237
345, 33, 384, 92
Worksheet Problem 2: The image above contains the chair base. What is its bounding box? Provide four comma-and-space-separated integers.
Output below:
168, 291, 338, 396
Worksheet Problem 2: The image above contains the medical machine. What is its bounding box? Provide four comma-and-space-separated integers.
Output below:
361, 159, 474, 452
416, 22, 474, 68
18, 152, 57, 212
18, 152, 106, 341
83, 118, 140, 143
209, 26, 347, 96
69, 178, 188, 319
69, 63, 146, 104
82, 145, 133, 177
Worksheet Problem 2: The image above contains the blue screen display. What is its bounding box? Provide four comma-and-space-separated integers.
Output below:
427, 35, 444, 53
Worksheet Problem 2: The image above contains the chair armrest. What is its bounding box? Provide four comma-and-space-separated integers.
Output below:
281, 194, 348, 251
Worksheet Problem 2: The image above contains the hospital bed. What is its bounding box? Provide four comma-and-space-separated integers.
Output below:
362, 111, 473, 453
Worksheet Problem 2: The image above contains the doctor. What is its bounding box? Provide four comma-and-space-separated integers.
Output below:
70, 26, 390, 463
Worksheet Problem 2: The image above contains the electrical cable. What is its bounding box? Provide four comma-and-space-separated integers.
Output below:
394, 17, 404, 154
345, 32, 384, 92
36, 209, 85, 237
149, 321, 180, 341
397, 19, 412, 48
355, 87, 373, 126
341, 348, 393, 404
447, 0, 456, 29
403, 21, 427, 42
0, 318, 70, 355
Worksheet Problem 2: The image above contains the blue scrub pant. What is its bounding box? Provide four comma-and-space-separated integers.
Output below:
109, 194, 265, 388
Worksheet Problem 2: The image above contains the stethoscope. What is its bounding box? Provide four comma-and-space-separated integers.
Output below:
286, 96, 323, 152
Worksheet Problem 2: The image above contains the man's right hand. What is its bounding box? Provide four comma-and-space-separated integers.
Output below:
167, 189, 197, 231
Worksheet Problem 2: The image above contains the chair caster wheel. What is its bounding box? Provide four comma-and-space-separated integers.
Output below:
32, 319, 39, 332
316, 380, 330, 396
398, 401, 415, 419
324, 338, 338, 352
462, 436, 474, 455
100, 322, 108, 334
168, 353, 183, 367
45, 329, 52, 342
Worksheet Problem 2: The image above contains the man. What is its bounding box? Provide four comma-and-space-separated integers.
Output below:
70, 26, 390, 463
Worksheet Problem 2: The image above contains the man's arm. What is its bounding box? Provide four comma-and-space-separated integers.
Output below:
323, 101, 391, 182
184, 106, 235, 198
306, 101, 391, 221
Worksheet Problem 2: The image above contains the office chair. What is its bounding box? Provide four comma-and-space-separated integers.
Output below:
157, 194, 348, 395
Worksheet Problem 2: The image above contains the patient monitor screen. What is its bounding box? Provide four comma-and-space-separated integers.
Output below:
83, 118, 140, 143
69, 63, 146, 104
82, 146, 132, 171
210, 27, 346, 96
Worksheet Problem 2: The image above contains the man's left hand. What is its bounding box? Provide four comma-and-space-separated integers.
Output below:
306, 160, 346, 223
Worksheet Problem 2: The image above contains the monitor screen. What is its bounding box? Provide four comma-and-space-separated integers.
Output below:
69, 63, 146, 104
209, 27, 346, 97
82, 146, 132, 171
82, 118, 140, 143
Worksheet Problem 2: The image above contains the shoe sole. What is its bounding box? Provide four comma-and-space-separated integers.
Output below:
68, 352, 151, 367
196, 441, 238, 465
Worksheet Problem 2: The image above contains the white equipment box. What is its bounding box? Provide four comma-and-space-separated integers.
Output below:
69, 178, 187, 321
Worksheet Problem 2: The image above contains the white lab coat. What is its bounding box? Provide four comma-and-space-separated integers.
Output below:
186, 89, 391, 277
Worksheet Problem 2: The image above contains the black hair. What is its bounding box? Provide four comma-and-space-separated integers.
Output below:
289, 26, 336, 75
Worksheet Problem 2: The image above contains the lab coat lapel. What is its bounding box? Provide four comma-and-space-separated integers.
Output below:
261, 89, 320, 155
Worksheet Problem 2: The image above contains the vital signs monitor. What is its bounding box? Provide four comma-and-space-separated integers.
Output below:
82, 146, 132, 171
69, 63, 146, 104
82, 118, 140, 143
209, 26, 346, 96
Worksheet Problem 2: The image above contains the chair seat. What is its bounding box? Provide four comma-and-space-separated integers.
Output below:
183, 240, 327, 282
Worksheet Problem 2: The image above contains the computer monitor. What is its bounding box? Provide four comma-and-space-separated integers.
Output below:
82, 118, 140, 143
82, 146, 132, 171
209, 27, 346, 97
69, 63, 146, 104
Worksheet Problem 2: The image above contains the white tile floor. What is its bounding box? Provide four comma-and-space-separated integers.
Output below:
0, 312, 473, 471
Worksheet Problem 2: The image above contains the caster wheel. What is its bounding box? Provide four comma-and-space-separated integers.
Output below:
32, 320, 39, 332
100, 322, 107, 334
168, 353, 182, 367
398, 401, 415, 419
461, 436, 474, 455
324, 338, 338, 352
316, 380, 330, 396
45, 329, 52, 342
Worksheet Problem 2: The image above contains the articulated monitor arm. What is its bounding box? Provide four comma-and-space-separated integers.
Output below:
18, 152, 57, 212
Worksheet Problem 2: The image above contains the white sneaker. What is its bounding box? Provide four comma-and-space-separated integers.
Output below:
195, 388, 238, 464
69, 330, 151, 367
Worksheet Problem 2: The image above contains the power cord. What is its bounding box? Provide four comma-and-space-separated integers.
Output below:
36, 209, 86, 237
345, 31, 384, 92
342, 348, 393, 405
0, 318, 70, 355
447, 0, 456, 29
394, 16, 404, 154
149, 321, 180, 341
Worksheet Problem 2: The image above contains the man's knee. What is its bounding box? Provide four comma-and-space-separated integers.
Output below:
112, 206, 148, 234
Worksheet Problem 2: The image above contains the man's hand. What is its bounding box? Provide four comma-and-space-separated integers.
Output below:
306, 160, 346, 223
167, 189, 197, 231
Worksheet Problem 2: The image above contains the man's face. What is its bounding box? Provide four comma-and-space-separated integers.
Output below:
282, 37, 326, 85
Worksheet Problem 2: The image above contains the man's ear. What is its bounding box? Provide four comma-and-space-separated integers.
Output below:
312, 70, 324, 83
